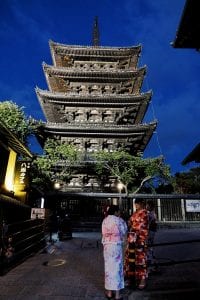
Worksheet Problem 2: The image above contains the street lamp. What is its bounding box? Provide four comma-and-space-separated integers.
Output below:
54, 182, 60, 190
117, 182, 124, 208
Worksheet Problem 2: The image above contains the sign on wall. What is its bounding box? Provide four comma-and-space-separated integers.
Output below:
185, 199, 200, 212
31, 208, 46, 219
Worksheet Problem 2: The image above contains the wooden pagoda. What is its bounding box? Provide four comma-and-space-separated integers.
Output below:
35, 37, 157, 219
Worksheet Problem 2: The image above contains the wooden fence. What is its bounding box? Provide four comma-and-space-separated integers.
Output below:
125, 194, 200, 224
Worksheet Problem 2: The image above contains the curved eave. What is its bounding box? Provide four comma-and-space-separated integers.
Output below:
43, 64, 146, 92
172, 0, 200, 50
42, 121, 157, 136
36, 87, 152, 104
182, 142, 200, 165
49, 40, 142, 64
36, 87, 151, 124
36, 91, 48, 121
43, 63, 146, 78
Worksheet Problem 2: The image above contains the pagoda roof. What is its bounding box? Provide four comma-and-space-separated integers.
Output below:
49, 40, 142, 64
43, 63, 146, 92
43, 63, 146, 78
37, 121, 157, 153
40, 121, 156, 138
36, 87, 151, 124
36, 87, 152, 103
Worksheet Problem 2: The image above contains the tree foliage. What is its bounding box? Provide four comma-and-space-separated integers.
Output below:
31, 138, 80, 189
173, 167, 200, 194
0, 100, 39, 145
92, 150, 171, 194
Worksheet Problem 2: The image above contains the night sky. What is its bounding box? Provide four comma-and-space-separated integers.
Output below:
0, 0, 199, 174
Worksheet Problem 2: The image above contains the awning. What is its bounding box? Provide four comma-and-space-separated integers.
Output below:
172, 0, 200, 50
0, 193, 30, 208
182, 143, 200, 165
0, 121, 33, 158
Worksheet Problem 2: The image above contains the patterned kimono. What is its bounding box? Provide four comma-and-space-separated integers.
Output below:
102, 215, 127, 291
124, 208, 149, 284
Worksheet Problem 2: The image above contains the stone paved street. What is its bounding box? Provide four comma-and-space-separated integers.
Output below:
0, 229, 200, 299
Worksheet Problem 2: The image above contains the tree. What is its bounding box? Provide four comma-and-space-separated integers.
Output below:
92, 150, 171, 195
173, 167, 200, 194
31, 138, 80, 190
0, 100, 39, 146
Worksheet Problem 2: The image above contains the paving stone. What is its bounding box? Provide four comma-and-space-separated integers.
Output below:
0, 229, 200, 299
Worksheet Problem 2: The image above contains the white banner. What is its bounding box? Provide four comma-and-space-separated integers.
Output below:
185, 199, 200, 212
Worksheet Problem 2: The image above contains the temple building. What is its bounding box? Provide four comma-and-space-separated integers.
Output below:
35, 23, 157, 219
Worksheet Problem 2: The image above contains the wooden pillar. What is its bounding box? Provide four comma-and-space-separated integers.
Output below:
157, 198, 161, 221
181, 198, 186, 221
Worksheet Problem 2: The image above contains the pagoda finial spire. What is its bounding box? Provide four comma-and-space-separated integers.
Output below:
92, 16, 100, 46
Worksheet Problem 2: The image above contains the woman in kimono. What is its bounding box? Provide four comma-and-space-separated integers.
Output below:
124, 199, 149, 290
102, 205, 127, 300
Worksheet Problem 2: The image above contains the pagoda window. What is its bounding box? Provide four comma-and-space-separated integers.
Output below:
75, 109, 87, 123
103, 110, 114, 123
107, 139, 115, 152
101, 86, 106, 94
91, 85, 99, 95
73, 138, 84, 151
75, 85, 82, 94
68, 176, 82, 187
102, 141, 108, 151
104, 63, 112, 70
89, 109, 101, 123
85, 177, 99, 188
88, 139, 99, 152
111, 87, 116, 93
80, 85, 87, 94
104, 85, 111, 93
93, 63, 100, 70
64, 111, 74, 123
83, 63, 90, 70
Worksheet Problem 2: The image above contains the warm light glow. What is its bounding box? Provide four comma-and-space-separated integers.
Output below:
54, 182, 60, 189
117, 182, 124, 192
41, 197, 45, 208
4, 150, 17, 191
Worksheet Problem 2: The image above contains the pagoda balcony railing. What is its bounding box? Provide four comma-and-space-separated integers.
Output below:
37, 88, 150, 98
46, 121, 155, 129
46, 65, 141, 74
38, 90, 144, 99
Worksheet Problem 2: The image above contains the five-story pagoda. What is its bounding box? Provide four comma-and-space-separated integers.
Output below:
36, 21, 157, 219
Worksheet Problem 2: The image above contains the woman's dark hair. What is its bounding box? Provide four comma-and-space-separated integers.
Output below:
107, 205, 119, 215
147, 200, 155, 209
135, 198, 145, 205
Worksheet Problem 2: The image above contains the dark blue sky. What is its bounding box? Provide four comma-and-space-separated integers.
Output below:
0, 0, 199, 174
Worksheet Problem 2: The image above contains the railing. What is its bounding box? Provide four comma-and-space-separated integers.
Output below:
124, 194, 200, 224
0, 219, 46, 275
